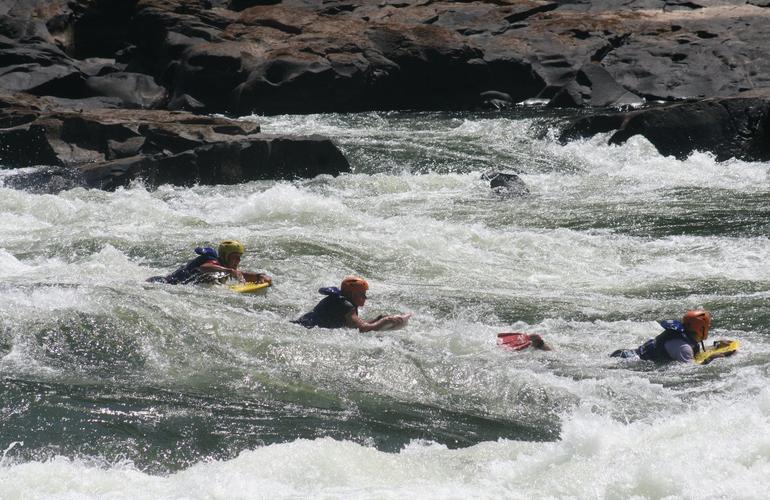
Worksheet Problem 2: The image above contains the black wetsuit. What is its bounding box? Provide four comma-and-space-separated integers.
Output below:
294, 287, 356, 329
611, 320, 700, 362
147, 247, 221, 285
636, 328, 700, 362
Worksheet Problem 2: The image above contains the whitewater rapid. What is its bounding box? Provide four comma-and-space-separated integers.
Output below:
1, 110, 769, 498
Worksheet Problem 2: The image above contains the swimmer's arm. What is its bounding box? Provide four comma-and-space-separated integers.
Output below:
345, 311, 405, 332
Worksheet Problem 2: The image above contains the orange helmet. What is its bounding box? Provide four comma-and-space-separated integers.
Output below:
340, 276, 368, 296
682, 309, 711, 342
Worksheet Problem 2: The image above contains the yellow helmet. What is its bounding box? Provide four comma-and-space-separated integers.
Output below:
683, 309, 711, 342
218, 240, 245, 263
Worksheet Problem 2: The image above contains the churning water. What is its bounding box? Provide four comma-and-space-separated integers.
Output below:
1, 109, 769, 498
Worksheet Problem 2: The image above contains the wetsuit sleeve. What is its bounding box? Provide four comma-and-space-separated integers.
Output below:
195, 258, 221, 269
663, 338, 695, 362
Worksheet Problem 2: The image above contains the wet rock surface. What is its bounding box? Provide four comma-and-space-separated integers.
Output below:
4, 0, 768, 114
482, 170, 530, 197
561, 88, 770, 161
0, 92, 350, 191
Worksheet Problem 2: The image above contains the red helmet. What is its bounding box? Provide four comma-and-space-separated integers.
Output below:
683, 309, 711, 342
341, 276, 368, 297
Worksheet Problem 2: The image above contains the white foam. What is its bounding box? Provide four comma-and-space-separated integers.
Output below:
3, 390, 770, 498
2, 111, 769, 498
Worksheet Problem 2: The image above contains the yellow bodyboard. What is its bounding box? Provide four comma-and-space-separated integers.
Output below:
228, 282, 270, 294
694, 340, 739, 365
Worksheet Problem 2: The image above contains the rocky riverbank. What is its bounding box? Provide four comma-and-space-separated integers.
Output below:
0, 92, 350, 191
1, 0, 769, 190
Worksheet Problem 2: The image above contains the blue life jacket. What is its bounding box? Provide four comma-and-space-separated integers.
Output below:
637, 320, 700, 361
293, 286, 356, 329
165, 247, 221, 285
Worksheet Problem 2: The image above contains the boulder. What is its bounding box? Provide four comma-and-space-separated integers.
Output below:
0, 62, 85, 96
80, 135, 349, 190
84, 72, 168, 109
0, 92, 351, 191
479, 90, 513, 109
482, 170, 530, 197
4, 0, 767, 116
548, 63, 643, 108
560, 89, 770, 161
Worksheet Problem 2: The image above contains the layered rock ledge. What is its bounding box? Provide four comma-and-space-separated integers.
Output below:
0, 93, 350, 191
4, 0, 769, 113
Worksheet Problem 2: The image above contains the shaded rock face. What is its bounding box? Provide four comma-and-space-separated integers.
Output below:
549, 63, 644, 108
560, 89, 770, 161
0, 0, 354, 190
79, 134, 349, 190
143, 2, 547, 115
3, 0, 770, 116
0, 93, 350, 191
84, 72, 168, 109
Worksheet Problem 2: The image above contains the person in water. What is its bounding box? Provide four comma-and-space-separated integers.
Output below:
497, 332, 552, 351
610, 309, 711, 363
293, 276, 409, 332
529, 334, 551, 350
146, 240, 272, 285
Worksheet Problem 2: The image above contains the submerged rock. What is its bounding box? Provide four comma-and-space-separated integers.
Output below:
482, 170, 530, 197
479, 90, 514, 110
0, 165, 84, 194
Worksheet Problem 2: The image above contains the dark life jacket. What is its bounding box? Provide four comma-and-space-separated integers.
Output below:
293, 287, 356, 329
637, 320, 701, 362
164, 247, 221, 285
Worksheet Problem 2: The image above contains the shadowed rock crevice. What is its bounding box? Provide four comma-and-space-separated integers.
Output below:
73, 0, 138, 59
502, 2, 559, 25
590, 33, 630, 63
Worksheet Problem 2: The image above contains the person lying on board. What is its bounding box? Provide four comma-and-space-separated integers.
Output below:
497, 332, 552, 351
610, 309, 711, 363
146, 240, 272, 285
293, 275, 410, 332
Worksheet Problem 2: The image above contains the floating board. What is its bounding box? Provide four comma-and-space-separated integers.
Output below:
497, 332, 532, 351
228, 282, 270, 294
378, 313, 412, 331
694, 339, 739, 365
